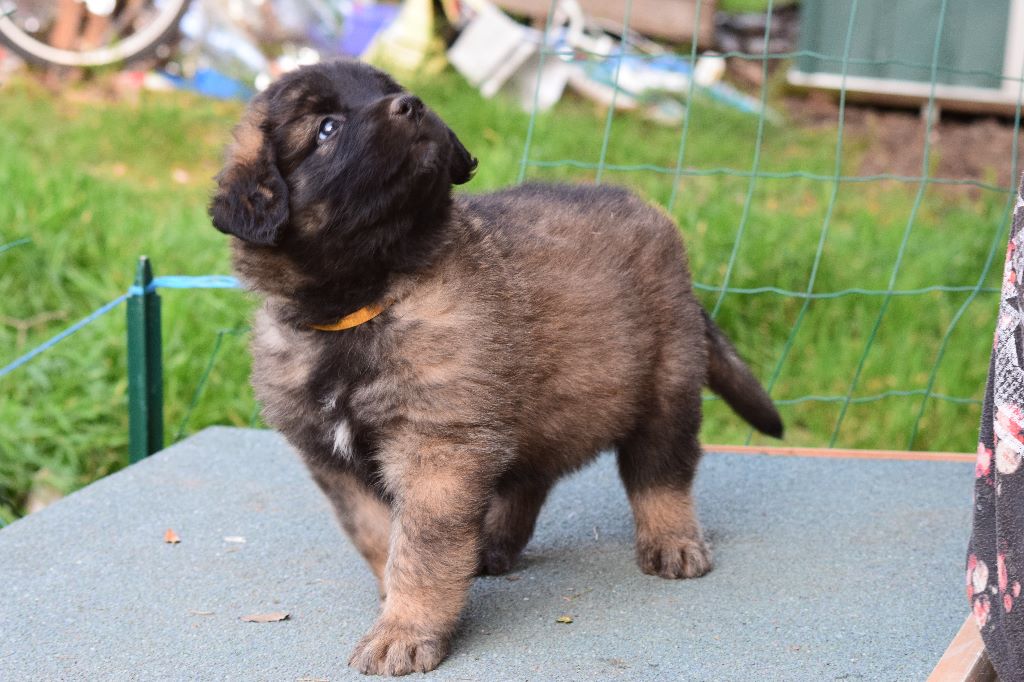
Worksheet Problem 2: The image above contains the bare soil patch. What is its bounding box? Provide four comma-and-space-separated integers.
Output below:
788, 91, 1024, 192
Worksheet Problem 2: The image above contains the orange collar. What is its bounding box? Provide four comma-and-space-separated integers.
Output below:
310, 299, 393, 331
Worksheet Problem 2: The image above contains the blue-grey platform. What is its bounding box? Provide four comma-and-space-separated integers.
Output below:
2, 427, 972, 680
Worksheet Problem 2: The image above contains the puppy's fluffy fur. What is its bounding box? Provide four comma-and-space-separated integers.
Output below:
210, 59, 783, 676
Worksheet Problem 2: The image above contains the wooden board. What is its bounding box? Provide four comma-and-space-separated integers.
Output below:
928, 616, 998, 682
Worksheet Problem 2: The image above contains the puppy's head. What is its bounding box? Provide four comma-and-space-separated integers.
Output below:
209, 60, 477, 249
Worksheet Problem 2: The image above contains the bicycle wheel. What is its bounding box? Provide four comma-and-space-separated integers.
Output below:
0, 0, 190, 68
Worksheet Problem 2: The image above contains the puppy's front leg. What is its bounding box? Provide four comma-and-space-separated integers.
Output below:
308, 464, 391, 592
348, 437, 495, 676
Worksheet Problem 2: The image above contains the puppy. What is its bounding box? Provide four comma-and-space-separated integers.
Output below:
210, 59, 783, 676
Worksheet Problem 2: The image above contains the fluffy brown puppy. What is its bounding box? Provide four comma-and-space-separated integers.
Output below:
210, 59, 783, 676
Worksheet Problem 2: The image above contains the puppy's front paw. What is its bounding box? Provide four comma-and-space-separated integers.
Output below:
348, 620, 450, 676
636, 536, 712, 579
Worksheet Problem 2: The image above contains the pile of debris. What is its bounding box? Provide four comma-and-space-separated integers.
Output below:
0, 0, 787, 124
447, 0, 778, 124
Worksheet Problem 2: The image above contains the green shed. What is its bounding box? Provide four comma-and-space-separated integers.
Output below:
788, 0, 1024, 114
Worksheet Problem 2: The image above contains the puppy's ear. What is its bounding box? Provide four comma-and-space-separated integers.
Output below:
447, 128, 478, 185
209, 120, 289, 246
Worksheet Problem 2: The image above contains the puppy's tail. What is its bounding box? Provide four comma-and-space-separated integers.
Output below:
702, 309, 784, 438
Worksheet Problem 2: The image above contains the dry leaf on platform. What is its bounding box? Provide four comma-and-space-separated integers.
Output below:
240, 612, 289, 623
163, 528, 181, 544
555, 615, 574, 624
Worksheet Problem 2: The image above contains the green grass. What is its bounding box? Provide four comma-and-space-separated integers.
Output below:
0, 67, 1010, 522
718, 0, 799, 14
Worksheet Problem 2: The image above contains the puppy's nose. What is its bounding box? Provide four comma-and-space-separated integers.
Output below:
389, 95, 424, 122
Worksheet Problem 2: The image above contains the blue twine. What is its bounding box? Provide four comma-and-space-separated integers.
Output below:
0, 238, 31, 255
0, 294, 130, 378
128, 275, 240, 296
1, 274, 242, 379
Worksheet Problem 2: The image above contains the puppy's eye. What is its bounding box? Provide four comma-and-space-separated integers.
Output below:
317, 118, 341, 143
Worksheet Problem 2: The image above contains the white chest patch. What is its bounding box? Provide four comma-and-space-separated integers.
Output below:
332, 419, 354, 460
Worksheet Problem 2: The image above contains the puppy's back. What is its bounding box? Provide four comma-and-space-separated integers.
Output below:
462, 183, 697, 323
463, 183, 693, 297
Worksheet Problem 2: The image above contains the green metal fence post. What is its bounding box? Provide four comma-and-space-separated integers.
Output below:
127, 256, 164, 462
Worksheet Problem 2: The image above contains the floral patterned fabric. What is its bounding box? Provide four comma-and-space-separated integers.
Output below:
968, 176, 1024, 681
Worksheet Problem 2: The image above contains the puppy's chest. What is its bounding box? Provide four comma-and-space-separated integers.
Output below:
300, 355, 398, 466
251, 315, 396, 466
253, 294, 512, 468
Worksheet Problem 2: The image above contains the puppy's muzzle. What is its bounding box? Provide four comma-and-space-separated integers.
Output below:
389, 95, 424, 123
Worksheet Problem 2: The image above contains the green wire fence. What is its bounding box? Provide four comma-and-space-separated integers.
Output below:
516, 0, 1023, 450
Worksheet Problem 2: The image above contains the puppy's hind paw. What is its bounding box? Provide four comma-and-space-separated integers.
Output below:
348, 620, 449, 676
636, 536, 713, 579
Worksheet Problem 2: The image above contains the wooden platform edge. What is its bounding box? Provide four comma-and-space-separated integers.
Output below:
703, 443, 975, 463
928, 615, 999, 682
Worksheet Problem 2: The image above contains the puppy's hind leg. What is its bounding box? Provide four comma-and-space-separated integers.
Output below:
616, 387, 712, 579
479, 473, 552, 576
309, 464, 391, 593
